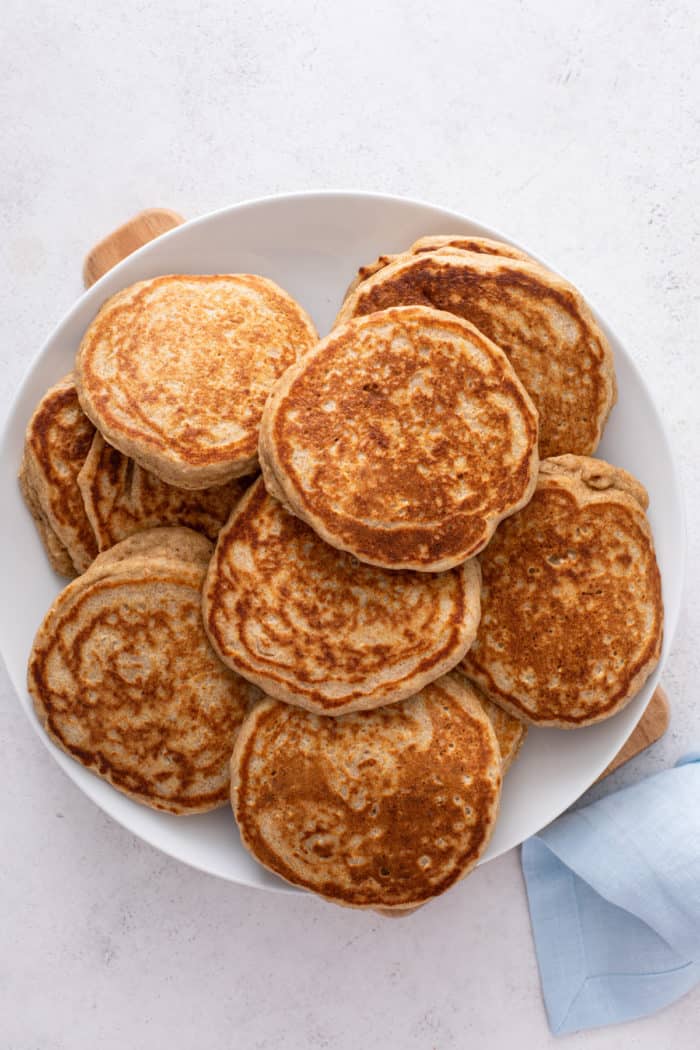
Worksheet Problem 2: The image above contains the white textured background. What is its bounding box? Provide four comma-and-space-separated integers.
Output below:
2, 2, 699, 1047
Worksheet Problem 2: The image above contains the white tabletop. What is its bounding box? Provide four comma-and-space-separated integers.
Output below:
2, 1, 699, 1046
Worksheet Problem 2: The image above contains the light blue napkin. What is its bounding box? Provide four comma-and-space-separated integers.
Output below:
521, 753, 700, 1035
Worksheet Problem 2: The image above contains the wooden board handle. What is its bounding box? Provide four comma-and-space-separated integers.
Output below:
83, 208, 185, 287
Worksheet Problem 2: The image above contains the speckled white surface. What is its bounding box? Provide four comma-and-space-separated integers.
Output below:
2, 2, 699, 1046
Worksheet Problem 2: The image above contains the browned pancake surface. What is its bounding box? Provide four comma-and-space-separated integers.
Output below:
337, 252, 616, 458
461, 456, 663, 727
260, 305, 538, 571
231, 673, 501, 908
28, 530, 259, 813
203, 479, 481, 713
75, 275, 318, 489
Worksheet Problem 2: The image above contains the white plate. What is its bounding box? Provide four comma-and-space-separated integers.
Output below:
0, 191, 685, 893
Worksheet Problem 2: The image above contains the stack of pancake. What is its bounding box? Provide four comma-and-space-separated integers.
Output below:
22, 243, 664, 911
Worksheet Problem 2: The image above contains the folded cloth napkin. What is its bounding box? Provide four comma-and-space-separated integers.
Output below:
521, 753, 700, 1035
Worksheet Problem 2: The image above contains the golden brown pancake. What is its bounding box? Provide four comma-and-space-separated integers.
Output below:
231, 672, 501, 908
75, 275, 318, 490
336, 251, 616, 458
344, 234, 533, 298
78, 432, 251, 552
259, 305, 539, 572
20, 375, 97, 574
28, 527, 260, 813
203, 479, 482, 714
461, 456, 663, 728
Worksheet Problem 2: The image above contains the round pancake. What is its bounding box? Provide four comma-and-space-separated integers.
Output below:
344, 234, 533, 299
21, 375, 97, 574
203, 479, 482, 714
231, 672, 502, 909
336, 251, 616, 458
461, 456, 664, 728
75, 275, 318, 490
28, 528, 260, 813
259, 305, 539, 572
78, 432, 251, 552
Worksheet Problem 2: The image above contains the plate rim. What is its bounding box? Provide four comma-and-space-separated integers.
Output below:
0, 188, 686, 892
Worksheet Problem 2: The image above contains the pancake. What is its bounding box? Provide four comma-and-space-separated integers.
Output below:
78, 432, 251, 552
75, 274, 318, 490
87, 523, 215, 575
336, 251, 616, 458
19, 457, 75, 576
231, 672, 502, 909
20, 375, 97, 574
203, 478, 482, 714
461, 456, 663, 728
468, 679, 527, 772
28, 527, 259, 813
259, 305, 539, 572
344, 234, 533, 298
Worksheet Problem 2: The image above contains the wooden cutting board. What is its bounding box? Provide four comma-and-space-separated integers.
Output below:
83, 207, 671, 783
596, 685, 669, 781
